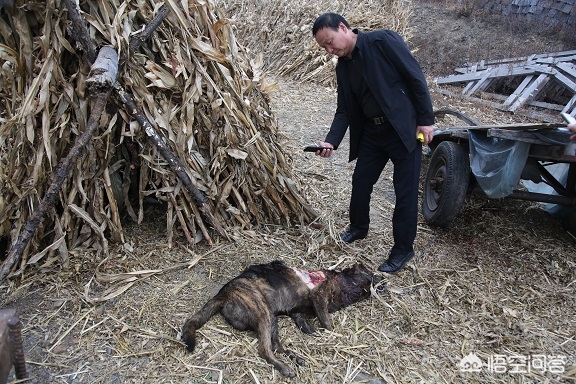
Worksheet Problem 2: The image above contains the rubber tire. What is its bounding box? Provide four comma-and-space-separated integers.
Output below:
422, 141, 470, 228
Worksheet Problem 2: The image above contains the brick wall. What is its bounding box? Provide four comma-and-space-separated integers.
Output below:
478, 0, 575, 27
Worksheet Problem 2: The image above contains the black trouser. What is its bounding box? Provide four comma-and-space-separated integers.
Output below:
349, 121, 421, 255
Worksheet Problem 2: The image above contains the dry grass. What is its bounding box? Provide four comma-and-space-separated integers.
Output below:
1, 77, 575, 383
219, 0, 413, 87
0, 0, 320, 277
409, 2, 572, 77
1, 1, 575, 383
0, 0, 413, 278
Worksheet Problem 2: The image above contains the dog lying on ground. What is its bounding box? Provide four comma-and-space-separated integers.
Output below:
181, 260, 376, 377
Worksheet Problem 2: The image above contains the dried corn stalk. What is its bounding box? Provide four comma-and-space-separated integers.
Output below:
218, 0, 413, 87
0, 0, 317, 277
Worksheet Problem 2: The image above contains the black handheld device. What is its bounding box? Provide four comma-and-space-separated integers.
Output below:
304, 146, 332, 152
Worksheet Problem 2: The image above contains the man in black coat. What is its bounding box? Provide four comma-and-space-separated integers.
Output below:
311, 13, 435, 273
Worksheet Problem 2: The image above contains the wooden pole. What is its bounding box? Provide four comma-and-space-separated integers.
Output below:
2, 2, 231, 280
127, 5, 171, 57
68, 0, 228, 240
62, 0, 96, 63
113, 85, 228, 241
0, 46, 118, 281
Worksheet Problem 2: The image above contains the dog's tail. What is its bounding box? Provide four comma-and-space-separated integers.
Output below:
182, 296, 224, 352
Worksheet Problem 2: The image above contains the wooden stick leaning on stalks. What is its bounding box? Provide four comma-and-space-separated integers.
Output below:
66, 0, 229, 242
0, 47, 118, 282
126, 4, 171, 59
62, 0, 96, 63
113, 85, 228, 243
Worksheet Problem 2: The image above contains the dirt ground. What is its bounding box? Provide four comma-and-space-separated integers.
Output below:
409, 1, 570, 77
1, 3, 575, 384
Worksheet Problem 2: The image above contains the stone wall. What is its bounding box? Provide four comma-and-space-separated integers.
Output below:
477, 0, 575, 27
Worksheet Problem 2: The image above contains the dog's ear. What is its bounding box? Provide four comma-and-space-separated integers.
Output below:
344, 263, 361, 275
348, 263, 374, 282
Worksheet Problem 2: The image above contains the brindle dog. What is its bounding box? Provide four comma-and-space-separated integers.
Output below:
181, 260, 376, 377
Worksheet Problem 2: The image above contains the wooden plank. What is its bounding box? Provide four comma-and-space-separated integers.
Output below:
455, 50, 576, 71
487, 128, 572, 145
436, 71, 490, 84
435, 65, 555, 85
482, 92, 509, 101
525, 100, 564, 111
455, 60, 488, 74
503, 75, 534, 108
552, 71, 576, 91
462, 80, 477, 94
525, 64, 557, 73
561, 95, 576, 114
556, 62, 576, 80
433, 129, 469, 140
562, 94, 576, 115
464, 69, 494, 96
562, 107, 576, 119
536, 55, 576, 65
437, 123, 561, 131
506, 73, 550, 112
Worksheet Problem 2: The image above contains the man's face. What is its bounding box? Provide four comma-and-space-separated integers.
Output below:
314, 23, 353, 58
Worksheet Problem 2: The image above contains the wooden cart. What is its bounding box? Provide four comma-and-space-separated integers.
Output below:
422, 108, 576, 229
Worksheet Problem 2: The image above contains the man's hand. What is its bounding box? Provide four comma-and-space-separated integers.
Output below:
316, 142, 334, 157
568, 123, 576, 141
416, 125, 435, 146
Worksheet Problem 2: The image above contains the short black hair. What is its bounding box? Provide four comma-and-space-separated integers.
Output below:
312, 13, 350, 36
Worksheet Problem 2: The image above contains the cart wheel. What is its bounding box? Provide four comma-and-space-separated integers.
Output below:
422, 141, 470, 228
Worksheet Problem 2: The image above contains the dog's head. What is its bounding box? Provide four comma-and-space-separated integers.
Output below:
339, 263, 375, 302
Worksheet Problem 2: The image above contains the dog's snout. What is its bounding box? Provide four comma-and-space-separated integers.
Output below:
372, 274, 383, 285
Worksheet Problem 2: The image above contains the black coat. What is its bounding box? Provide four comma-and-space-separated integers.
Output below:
325, 29, 435, 161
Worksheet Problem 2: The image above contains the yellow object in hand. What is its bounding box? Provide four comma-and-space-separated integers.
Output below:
417, 132, 424, 142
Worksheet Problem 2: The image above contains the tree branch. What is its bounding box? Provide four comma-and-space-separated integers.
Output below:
0, 46, 118, 280
113, 85, 229, 241
62, 0, 96, 63
128, 5, 171, 55
68, 2, 228, 237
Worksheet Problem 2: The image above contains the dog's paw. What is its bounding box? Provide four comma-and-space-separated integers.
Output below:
280, 366, 297, 378
299, 324, 317, 334
294, 356, 306, 366
285, 349, 306, 366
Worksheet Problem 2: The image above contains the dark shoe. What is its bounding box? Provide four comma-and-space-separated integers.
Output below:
340, 228, 368, 243
377, 251, 415, 273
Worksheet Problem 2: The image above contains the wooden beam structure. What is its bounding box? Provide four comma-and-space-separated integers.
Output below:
435, 50, 576, 123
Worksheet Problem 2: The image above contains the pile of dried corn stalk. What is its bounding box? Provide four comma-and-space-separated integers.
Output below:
0, 0, 412, 279
219, 0, 414, 86
0, 0, 320, 279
